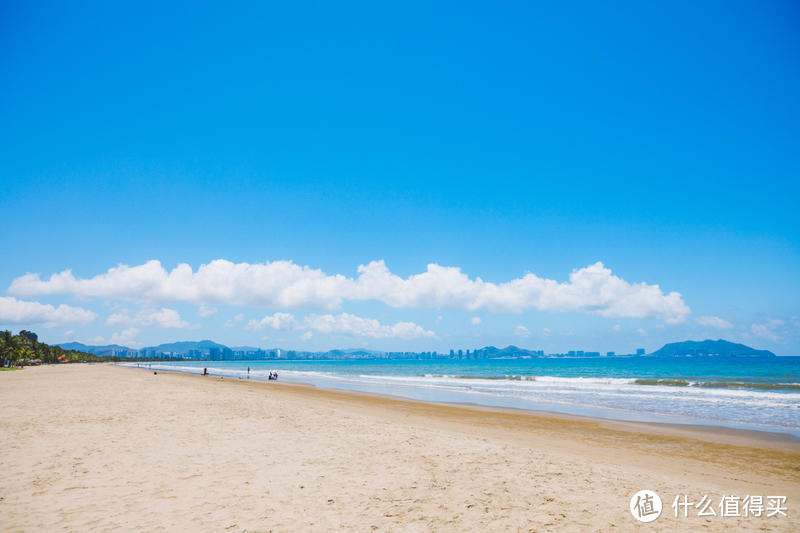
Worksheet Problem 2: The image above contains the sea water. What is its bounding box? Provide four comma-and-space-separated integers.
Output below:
131, 357, 800, 437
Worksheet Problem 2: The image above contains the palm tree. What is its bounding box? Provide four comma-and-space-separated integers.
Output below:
17, 345, 35, 366
0, 330, 14, 367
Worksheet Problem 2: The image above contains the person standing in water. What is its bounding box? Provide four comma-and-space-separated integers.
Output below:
247, 366, 250, 379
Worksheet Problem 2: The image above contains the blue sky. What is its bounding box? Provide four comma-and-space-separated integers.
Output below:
1, 1, 799, 354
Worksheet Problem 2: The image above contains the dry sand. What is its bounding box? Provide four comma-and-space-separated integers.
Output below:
1, 364, 798, 532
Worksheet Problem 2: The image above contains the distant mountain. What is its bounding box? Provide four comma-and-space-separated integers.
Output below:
649, 339, 775, 357
477, 345, 541, 357
141, 340, 228, 353
52, 339, 776, 360
54, 342, 134, 356
321, 348, 384, 358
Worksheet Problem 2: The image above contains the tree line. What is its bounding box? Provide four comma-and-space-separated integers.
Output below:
0, 330, 130, 367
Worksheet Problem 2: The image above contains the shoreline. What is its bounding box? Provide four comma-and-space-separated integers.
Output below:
130, 362, 800, 449
2, 363, 798, 531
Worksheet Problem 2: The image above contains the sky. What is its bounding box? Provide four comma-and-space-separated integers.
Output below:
1, 1, 799, 354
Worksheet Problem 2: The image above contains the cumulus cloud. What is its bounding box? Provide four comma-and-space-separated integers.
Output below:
197, 305, 217, 318
223, 313, 245, 328
303, 313, 436, 339
696, 316, 733, 330
245, 312, 297, 331
245, 311, 433, 340
0, 296, 96, 327
514, 325, 530, 337
109, 327, 141, 347
106, 307, 191, 328
751, 318, 785, 342
8, 259, 690, 322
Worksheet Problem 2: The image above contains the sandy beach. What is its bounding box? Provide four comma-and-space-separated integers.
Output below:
1, 364, 798, 532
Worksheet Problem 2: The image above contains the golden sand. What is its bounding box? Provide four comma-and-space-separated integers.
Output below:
1, 364, 797, 531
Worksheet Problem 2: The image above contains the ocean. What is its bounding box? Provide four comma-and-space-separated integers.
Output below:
131, 357, 800, 437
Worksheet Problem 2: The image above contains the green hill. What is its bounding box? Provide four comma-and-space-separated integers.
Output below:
649, 339, 775, 357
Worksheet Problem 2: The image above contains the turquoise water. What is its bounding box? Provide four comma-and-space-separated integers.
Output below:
132, 357, 800, 437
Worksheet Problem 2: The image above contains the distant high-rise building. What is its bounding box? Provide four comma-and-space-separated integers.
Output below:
606, 351, 615, 357
636, 348, 646, 356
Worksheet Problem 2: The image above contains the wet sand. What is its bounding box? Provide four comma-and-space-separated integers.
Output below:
1, 364, 797, 531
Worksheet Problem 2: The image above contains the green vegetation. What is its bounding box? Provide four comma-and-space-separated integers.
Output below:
649, 339, 775, 358
0, 330, 136, 367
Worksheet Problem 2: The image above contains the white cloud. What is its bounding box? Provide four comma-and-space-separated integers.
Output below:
197, 305, 217, 318
303, 313, 436, 339
435, 315, 443, 323
542, 327, 551, 336
245, 312, 296, 331
109, 327, 141, 348
751, 319, 785, 342
612, 324, 621, 332
0, 296, 96, 327
696, 316, 733, 330
224, 313, 246, 328
245, 311, 434, 340
8, 259, 690, 322
636, 327, 647, 336
106, 307, 191, 328
514, 325, 530, 338
471, 316, 482, 325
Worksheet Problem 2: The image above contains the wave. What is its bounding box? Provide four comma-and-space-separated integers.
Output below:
423, 374, 534, 381
634, 379, 691, 387
634, 379, 800, 391
128, 364, 800, 394
419, 374, 800, 392
418, 374, 800, 392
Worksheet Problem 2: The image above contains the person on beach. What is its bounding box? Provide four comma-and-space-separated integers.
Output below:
247, 366, 250, 379
203, 368, 208, 376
